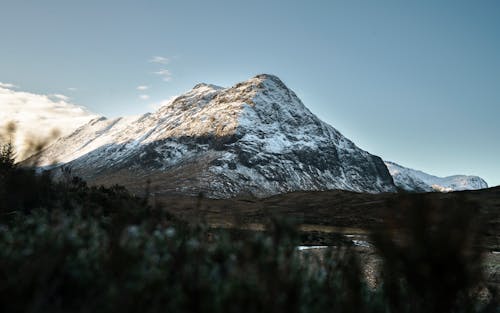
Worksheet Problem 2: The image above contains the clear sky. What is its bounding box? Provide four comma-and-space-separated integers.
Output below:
0, 0, 499, 186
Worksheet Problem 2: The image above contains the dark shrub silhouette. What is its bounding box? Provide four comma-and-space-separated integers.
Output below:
0, 139, 497, 312
372, 194, 496, 313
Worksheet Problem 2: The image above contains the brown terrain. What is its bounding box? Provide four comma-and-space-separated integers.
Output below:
154, 186, 500, 290
155, 186, 499, 249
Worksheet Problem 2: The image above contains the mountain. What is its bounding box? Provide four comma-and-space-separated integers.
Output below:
385, 161, 488, 192
35, 74, 397, 198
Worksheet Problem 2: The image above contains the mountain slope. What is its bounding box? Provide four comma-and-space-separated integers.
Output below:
36, 74, 397, 198
385, 161, 488, 192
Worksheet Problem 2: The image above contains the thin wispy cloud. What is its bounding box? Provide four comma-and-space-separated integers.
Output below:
149, 55, 174, 82
51, 94, 71, 102
67, 87, 78, 92
139, 94, 150, 100
149, 56, 169, 64
136, 85, 149, 91
0, 82, 18, 89
154, 69, 172, 82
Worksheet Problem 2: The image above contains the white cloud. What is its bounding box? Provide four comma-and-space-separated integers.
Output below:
149, 56, 169, 64
149, 55, 173, 82
136, 85, 149, 91
51, 94, 71, 102
0, 82, 18, 89
67, 87, 78, 92
154, 69, 172, 82
139, 94, 150, 100
0, 85, 99, 160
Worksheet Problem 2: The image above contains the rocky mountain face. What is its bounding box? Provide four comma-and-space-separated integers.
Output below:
36, 74, 397, 198
385, 161, 488, 192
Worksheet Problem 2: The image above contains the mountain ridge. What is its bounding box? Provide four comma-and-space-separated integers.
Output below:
35, 74, 397, 198
385, 161, 488, 192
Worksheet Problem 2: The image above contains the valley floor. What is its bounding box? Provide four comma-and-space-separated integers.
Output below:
157, 186, 500, 250
157, 187, 500, 295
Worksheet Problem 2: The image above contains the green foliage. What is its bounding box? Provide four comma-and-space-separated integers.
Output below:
0, 208, 379, 313
0, 141, 15, 171
0, 141, 498, 312
0, 141, 156, 225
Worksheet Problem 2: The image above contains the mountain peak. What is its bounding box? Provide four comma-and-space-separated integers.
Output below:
240, 74, 289, 91
192, 83, 223, 90
253, 73, 283, 82
36, 74, 397, 198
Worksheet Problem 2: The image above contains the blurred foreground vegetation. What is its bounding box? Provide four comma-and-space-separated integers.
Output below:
0, 140, 499, 313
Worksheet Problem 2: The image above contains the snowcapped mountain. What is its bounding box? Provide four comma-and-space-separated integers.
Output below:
385, 161, 488, 192
35, 74, 397, 198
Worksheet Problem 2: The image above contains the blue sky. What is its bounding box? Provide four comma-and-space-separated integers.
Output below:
0, 0, 499, 186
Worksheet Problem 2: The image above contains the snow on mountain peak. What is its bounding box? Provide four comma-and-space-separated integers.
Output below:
385, 161, 488, 192
192, 83, 223, 91
36, 74, 397, 198
249, 73, 288, 86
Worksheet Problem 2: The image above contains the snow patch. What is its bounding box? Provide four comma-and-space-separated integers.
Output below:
385, 161, 487, 192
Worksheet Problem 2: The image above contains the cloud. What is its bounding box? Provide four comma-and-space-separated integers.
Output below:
154, 69, 172, 82
136, 85, 149, 91
0, 82, 18, 89
67, 87, 78, 92
139, 94, 150, 100
149, 56, 169, 64
149, 55, 174, 82
50, 94, 71, 102
0, 85, 98, 160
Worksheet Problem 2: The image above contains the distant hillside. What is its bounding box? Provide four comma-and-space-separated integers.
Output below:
385, 161, 487, 192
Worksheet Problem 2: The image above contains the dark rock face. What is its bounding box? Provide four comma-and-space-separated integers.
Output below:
37, 74, 397, 198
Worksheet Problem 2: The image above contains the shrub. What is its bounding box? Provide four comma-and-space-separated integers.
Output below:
0, 141, 497, 312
